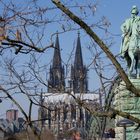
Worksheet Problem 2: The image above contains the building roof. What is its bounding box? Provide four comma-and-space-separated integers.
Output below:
43, 92, 99, 103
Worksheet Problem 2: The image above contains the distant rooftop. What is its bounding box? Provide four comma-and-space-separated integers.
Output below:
43, 92, 99, 103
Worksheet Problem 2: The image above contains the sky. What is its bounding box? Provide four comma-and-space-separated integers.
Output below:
57, 0, 140, 91
1, 0, 140, 120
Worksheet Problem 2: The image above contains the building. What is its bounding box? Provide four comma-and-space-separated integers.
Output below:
48, 32, 88, 93
70, 32, 88, 93
6, 109, 18, 123
39, 93, 99, 133
0, 110, 25, 138
48, 33, 65, 93
38, 32, 98, 138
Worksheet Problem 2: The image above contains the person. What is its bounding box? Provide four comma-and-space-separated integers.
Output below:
71, 131, 81, 140
74, 131, 81, 140
120, 5, 140, 58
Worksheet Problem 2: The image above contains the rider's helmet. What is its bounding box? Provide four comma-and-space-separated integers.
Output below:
131, 5, 139, 15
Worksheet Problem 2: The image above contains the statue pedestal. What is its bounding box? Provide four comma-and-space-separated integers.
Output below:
114, 78, 140, 140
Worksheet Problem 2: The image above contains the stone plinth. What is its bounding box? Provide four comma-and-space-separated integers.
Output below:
114, 78, 140, 140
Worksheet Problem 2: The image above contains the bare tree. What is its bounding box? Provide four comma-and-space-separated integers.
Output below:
0, 0, 140, 139
50, 0, 140, 122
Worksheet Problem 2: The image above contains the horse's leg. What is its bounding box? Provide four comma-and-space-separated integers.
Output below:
136, 56, 140, 78
125, 52, 131, 68
138, 58, 140, 78
136, 65, 140, 78
124, 53, 131, 76
128, 51, 135, 76
132, 58, 136, 73
135, 56, 139, 78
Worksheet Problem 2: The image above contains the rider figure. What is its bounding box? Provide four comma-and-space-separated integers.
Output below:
120, 5, 140, 58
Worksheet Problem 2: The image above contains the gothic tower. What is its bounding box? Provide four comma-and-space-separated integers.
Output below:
48, 33, 65, 92
70, 32, 88, 93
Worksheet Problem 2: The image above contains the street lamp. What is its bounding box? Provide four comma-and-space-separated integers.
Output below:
72, 119, 76, 127
116, 119, 134, 140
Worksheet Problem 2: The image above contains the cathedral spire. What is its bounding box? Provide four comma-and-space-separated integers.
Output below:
70, 32, 88, 93
74, 31, 83, 68
52, 32, 62, 68
48, 33, 65, 92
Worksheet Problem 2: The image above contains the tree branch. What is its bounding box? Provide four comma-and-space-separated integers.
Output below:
2, 37, 53, 54
52, 0, 140, 97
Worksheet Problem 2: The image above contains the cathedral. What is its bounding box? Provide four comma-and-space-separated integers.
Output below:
48, 32, 88, 93
38, 32, 98, 139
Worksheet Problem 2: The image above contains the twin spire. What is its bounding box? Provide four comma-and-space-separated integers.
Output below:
48, 32, 88, 93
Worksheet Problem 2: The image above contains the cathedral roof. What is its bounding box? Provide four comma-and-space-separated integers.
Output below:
43, 93, 99, 103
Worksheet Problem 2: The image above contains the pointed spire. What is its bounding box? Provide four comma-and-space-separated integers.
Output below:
74, 31, 83, 68
70, 31, 88, 93
48, 32, 65, 92
52, 32, 62, 68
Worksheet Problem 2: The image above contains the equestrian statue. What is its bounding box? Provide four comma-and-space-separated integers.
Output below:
120, 5, 140, 78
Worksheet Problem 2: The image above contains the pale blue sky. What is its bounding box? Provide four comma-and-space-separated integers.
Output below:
1, 0, 140, 120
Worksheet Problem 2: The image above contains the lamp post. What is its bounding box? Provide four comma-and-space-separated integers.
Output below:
72, 119, 76, 127
116, 119, 134, 140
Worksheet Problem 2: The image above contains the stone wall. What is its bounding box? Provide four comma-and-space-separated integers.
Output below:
114, 78, 140, 140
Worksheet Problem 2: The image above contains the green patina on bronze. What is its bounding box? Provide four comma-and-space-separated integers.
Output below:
114, 6, 140, 140
120, 5, 140, 77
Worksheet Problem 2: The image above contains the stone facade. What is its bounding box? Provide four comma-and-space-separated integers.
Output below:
38, 93, 99, 137
45, 32, 91, 138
